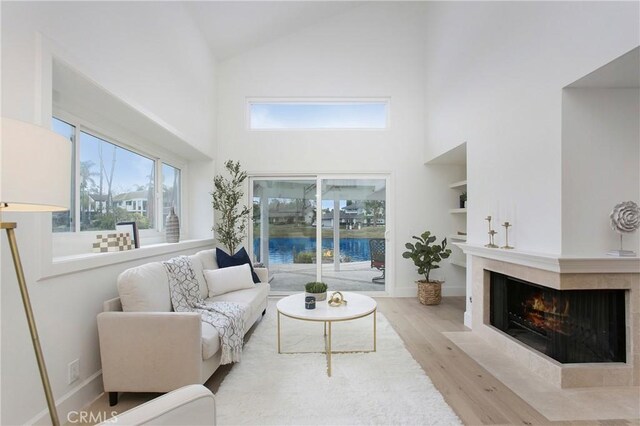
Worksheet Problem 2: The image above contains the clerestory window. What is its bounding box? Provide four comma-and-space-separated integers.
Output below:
247, 99, 389, 130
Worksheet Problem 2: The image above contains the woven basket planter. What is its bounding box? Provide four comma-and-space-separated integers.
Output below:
417, 281, 442, 305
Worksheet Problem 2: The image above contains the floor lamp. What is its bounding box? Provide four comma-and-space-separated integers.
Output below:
1, 117, 72, 426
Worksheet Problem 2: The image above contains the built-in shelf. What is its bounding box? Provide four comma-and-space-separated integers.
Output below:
446, 167, 468, 276
451, 259, 467, 268
448, 180, 467, 190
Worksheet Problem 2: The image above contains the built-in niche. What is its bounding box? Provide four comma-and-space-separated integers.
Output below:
561, 47, 640, 257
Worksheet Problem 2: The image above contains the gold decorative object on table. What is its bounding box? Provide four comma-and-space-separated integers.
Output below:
485, 216, 499, 248
501, 222, 514, 249
327, 291, 347, 307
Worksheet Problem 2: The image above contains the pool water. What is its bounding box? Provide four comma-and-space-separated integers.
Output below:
253, 237, 376, 264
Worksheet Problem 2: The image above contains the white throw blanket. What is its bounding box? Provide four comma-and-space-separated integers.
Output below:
163, 256, 246, 364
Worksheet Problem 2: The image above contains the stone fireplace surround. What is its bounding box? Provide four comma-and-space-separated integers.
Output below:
458, 244, 639, 388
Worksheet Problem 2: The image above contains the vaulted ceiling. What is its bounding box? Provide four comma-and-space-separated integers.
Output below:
184, 1, 361, 60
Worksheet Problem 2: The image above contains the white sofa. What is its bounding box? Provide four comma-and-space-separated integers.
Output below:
97, 249, 269, 406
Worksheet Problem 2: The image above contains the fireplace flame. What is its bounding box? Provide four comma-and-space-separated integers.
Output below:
524, 293, 570, 334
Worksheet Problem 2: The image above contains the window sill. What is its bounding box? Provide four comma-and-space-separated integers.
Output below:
40, 238, 214, 281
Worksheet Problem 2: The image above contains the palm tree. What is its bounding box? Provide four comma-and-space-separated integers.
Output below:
79, 160, 98, 223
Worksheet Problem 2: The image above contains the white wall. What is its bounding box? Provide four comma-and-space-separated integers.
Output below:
216, 3, 464, 296
1, 1, 216, 157
562, 88, 640, 256
422, 1, 639, 254
1, 2, 217, 424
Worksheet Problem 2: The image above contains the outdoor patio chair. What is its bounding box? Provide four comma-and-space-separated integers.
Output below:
369, 238, 385, 283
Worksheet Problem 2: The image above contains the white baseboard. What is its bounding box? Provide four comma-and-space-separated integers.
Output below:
394, 285, 466, 297
443, 286, 466, 297
27, 371, 104, 425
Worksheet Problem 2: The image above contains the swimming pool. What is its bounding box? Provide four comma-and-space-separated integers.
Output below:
253, 237, 374, 264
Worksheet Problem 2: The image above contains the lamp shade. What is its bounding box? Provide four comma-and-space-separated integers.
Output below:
1, 117, 71, 212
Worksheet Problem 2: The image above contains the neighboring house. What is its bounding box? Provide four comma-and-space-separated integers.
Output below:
113, 190, 148, 215
341, 201, 385, 227
85, 191, 149, 215
87, 193, 108, 214
322, 210, 363, 228
267, 203, 314, 225
343, 201, 364, 216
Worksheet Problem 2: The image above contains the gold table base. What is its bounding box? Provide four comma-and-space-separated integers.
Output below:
277, 309, 377, 377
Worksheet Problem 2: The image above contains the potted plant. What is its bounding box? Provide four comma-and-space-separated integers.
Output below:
211, 160, 251, 255
459, 191, 467, 209
305, 282, 328, 301
402, 231, 452, 305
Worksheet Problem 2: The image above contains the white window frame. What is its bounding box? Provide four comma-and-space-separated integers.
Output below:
246, 97, 391, 131
160, 161, 183, 230
51, 110, 187, 251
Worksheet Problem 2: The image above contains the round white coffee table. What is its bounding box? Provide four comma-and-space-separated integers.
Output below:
276, 292, 377, 376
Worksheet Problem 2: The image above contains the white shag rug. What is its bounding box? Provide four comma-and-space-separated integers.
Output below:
215, 306, 461, 425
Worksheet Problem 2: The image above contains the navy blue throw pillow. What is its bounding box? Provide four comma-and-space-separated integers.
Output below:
216, 247, 261, 284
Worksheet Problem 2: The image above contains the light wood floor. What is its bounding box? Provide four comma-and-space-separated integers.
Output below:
375, 297, 637, 426
79, 297, 637, 425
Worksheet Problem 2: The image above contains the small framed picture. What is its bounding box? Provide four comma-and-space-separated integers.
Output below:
116, 221, 139, 249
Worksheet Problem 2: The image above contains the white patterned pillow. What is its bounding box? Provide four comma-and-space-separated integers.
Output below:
204, 264, 255, 297
164, 256, 203, 311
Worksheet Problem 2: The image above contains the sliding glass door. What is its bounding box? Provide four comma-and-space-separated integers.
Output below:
252, 179, 318, 292
320, 178, 386, 291
251, 176, 387, 293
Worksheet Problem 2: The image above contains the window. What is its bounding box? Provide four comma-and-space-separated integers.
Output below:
248, 99, 389, 130
51, 116, 182, 236
79, 131, 155, 231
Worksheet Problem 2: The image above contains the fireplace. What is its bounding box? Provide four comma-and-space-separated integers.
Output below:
490, 272, 626, 364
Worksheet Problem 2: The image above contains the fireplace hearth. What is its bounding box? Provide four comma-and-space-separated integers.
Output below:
490, 272, 626, 364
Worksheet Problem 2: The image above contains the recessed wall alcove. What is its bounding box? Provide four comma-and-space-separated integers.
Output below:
561, 46, 640, 257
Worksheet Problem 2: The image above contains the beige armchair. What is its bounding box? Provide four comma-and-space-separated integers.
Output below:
98, 385, 216, 426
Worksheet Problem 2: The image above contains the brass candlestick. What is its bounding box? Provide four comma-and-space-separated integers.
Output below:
501, 221, 514, 249
485, 216, 498, 248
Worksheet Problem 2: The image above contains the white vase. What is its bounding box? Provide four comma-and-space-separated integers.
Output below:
165, 207, 180, 243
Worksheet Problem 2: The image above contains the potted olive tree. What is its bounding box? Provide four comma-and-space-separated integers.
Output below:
402, 231, 451, 305
211, 160, 251, 255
